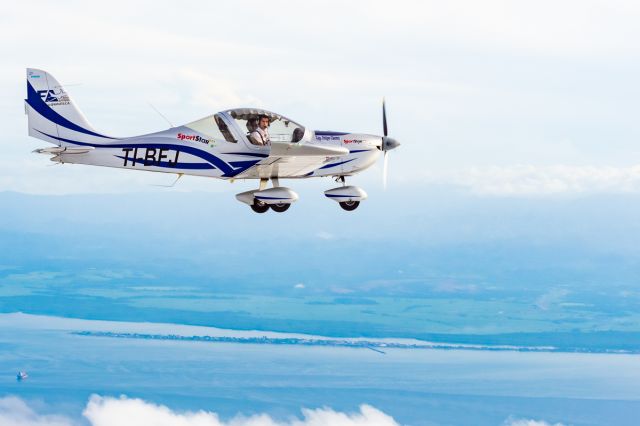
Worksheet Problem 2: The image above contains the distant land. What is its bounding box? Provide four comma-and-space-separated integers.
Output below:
2, 190, 640, 353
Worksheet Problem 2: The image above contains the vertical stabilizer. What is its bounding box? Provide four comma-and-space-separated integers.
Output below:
25, 68, 111, 146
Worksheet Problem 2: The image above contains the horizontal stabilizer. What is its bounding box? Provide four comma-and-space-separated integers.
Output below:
33, 146, 94, 155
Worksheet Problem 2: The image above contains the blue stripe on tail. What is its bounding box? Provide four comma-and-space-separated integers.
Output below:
26, 81, 113, 139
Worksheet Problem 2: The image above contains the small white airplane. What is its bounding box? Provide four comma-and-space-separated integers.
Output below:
24, 68, 400, 213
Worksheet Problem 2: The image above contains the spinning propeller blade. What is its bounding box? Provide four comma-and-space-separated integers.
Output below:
382, 98, 388, 137
383, 152, 389, 189
380, 98, 400, 190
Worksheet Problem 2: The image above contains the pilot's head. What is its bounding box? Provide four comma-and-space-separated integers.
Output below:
258, 115, 270, 130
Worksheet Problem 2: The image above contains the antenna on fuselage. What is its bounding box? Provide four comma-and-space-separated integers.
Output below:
147, 102, 174, 128
151, 173, 184, 188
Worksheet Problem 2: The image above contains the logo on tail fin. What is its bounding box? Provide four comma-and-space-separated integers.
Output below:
37, 88, 70, 106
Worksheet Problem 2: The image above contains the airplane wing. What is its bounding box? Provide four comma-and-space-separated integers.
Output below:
231, 143, 349, 179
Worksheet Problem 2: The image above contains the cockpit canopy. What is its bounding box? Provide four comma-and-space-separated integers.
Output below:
184, 108, 310, 146
227, 108, 308, 144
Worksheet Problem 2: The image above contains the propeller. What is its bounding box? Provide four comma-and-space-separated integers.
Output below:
380, 98, 400, 189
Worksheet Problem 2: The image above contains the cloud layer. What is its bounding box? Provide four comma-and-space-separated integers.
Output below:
0, 396, 399, 426
504, 418, 565, 426
417, 164, 640, 196
0, 396, 71, 426
0, 395, 570, 426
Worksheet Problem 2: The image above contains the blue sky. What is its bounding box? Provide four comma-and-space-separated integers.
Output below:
3, 1, 640, 195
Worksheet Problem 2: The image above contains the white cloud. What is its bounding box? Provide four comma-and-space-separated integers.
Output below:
418, 164, 640, 196
535, 289, 570, 311
0, 395, 399, 426
0, 396, 73, 426
170, 69, 263, 113
315, 231, 335, 240
504, 418, 566, 426
294, 283, 305, 289
84, 396, 399, 426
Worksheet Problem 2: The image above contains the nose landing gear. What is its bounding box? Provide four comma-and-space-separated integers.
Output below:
325, 176, 367, 212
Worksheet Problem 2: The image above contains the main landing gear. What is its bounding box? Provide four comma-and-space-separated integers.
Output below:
250, 200, 291, 213
237, 178, 298, 214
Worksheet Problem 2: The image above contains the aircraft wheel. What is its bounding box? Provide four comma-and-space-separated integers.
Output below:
339, 201, 360, 211
270, 203, 291, 213
250, 200, 269, 213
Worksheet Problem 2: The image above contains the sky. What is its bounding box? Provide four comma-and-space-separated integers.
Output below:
2, 0, 640, 196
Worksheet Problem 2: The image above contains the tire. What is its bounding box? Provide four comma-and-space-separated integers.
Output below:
339, 200, 360, 211
250, 200, 270, 213
270, 203, 291, 213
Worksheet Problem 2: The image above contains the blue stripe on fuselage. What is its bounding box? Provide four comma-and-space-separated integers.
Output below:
35, 130, 255, 177
225, 152, 269, 158
319, 158, 356, 169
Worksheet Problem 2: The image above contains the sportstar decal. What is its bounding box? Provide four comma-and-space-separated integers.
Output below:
177, 133, 215, 146
343, 139, 364, 144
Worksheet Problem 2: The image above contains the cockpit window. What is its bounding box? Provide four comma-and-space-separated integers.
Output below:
185, 114, 237, 143
228, 109, 306, 144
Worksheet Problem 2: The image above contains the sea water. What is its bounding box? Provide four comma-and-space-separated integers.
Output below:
1, 314, 639, 426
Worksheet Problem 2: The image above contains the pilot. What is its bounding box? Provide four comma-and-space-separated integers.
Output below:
249, 114, 271, 146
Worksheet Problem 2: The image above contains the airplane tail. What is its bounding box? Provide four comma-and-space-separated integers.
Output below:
24, 68, 112, 146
